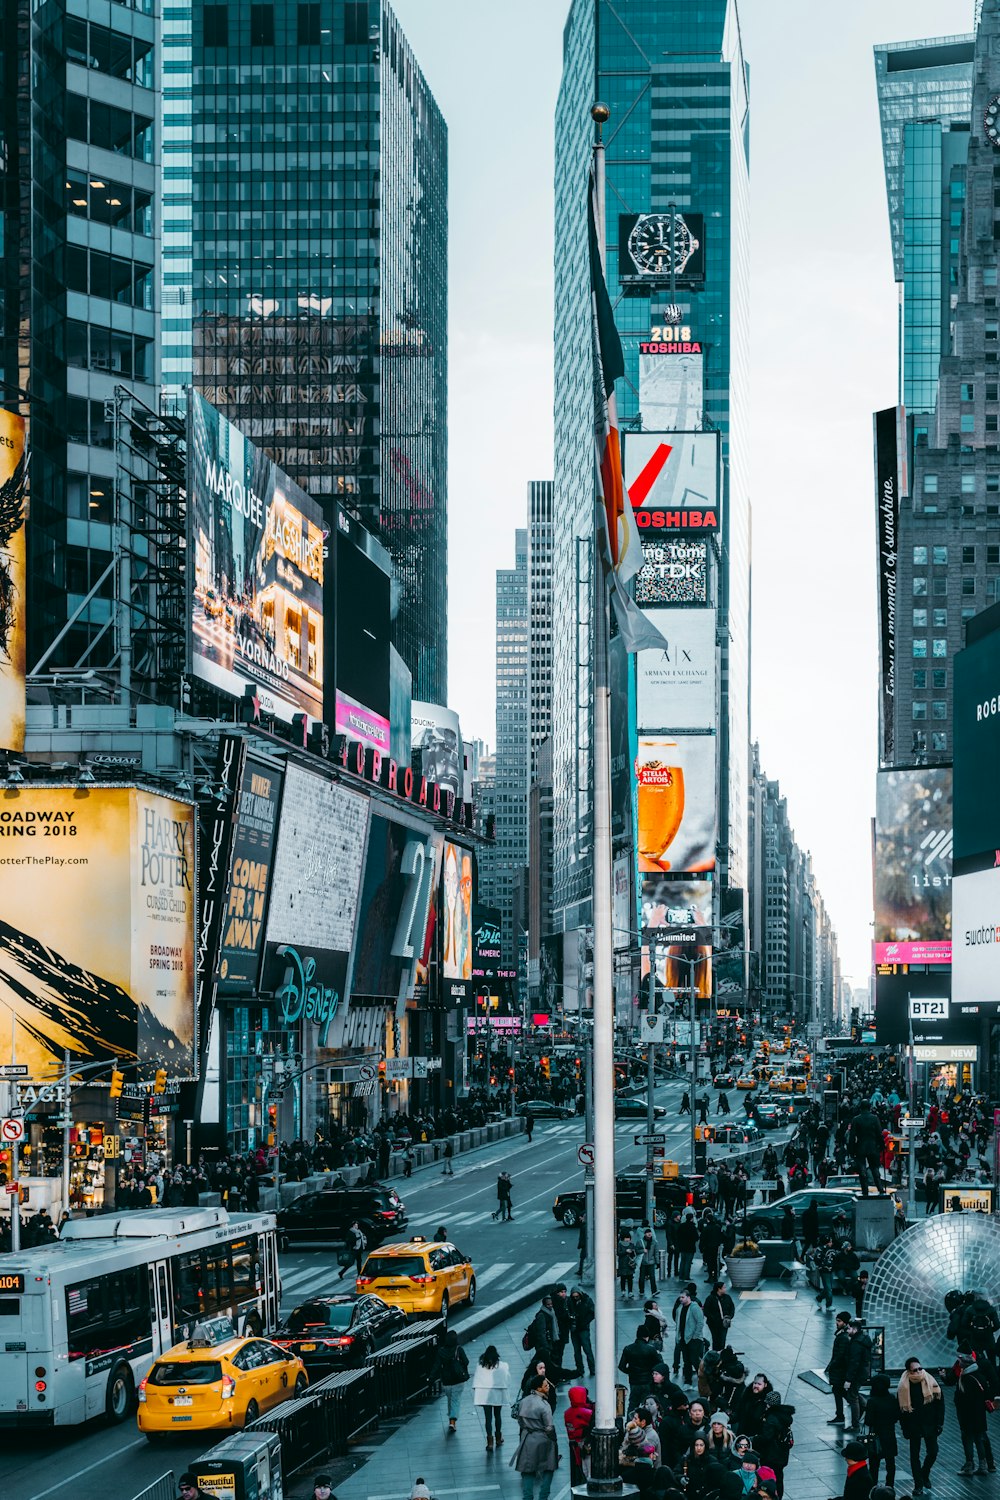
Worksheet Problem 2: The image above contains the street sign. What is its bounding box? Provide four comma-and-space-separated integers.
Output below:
358, 1061, 378, 1083
5, 1183, 18, 1195
746, 1178, 778, 1191
577, 1143, 595, 1167
1, 1118, 24, 1143
0, 1065, 27, 1079
102, 1134, 120, 1159
637, 1015, 667, 1044
635, 1133, 667, 1147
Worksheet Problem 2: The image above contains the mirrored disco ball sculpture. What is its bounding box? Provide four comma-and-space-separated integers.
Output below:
863, 1215, 1000, 1368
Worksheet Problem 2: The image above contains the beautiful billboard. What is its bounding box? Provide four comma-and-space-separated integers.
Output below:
0, 788, 195, 1075
441, 840, 474, 982
634, 538, 709, 607
636, 609, 717, 731
412, 702, 463, 801
0, 409, 27, 752
874, 407, 903, 766
874, 767, 952, 965
635, 734, 716, 874
188, 390, 325, 722
216, 755, 282, 987
623, 431, 719, 534
641, 876, 713, 945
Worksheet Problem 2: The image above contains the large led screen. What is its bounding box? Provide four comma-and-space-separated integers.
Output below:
623, 431, 719, 534
353, 816, 440, 1000
412, 702, 463, 801
0, 409, 27, 752
635, 734, 716, 874
335, 526, 391, 753
216, 755, 282, 987
641, 876, 713, 945
634, 539, 708, 607
441, 840, 474, 980
874, 767, 952, 965
636, 609, 717, 732
0, 789, 195, 1075
188, 391, 325, 722
265, 765, 369, 957
639, 349, 704, 432
952, 864, 1000, 1008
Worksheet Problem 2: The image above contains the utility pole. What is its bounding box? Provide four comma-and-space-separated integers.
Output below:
584, 1036, 595, 1282
690, 967, 699, 1174
645, 963, 656, 1226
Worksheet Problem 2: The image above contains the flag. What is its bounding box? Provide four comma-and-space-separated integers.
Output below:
589, 169, 665, 654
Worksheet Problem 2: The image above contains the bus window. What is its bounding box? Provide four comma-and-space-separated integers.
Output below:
230, 1238, 257, 1300
0, 1298, 18, 1317
173, 1249, 214, 1327
66, 1270, 150, 1358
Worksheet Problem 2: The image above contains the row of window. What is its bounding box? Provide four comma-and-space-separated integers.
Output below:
921, 475, 1000, 494
912, 703, 948, 720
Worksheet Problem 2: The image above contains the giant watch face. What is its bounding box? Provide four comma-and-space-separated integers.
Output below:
985, 95, 1000, 148
627, 213, 700, 277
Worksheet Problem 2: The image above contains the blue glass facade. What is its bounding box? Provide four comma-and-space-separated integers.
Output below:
552, 0, 750, 947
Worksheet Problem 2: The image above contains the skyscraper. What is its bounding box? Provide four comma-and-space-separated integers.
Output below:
552, 0, 751, 973
1, 1, 162, 670
178, 0, 448, 702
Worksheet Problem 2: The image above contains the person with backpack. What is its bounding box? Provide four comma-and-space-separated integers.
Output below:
618, 1225, 638, 1299
432, 1329, 469, 1434
564, 1384, 594, 1486
844, 1319, 873, 1432
337, 1220, 367, 1279
757, 1396, 794, 1499
523, 1293, 557, 1363
812, 1234, 837, 1311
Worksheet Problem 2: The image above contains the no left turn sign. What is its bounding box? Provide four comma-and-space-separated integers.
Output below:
577, 1143, 595, 1168
1, 1118, 25, 1144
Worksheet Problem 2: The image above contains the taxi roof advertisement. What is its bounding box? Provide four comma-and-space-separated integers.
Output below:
188, 391, 325, 723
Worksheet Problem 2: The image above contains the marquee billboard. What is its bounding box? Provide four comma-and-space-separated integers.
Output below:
636, 609, 717, 731
0, 788, 195, 1075
188, 390, 325, 723
873, 767, 952, 966
623, 431, 719, 534
0, 409, 27, 752
635, 734, 717, 875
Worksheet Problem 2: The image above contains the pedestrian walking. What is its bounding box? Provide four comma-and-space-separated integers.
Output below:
564, 1385, 594, 1486
813, 1234, 836, 1311
680, 1091, 692, 1116
513, 1374, 559, 1500
863, 1372, 900, 1489
718, 1091, 731, 1116
704, 1280, 735, 1353
801, 1198, 820, 1254
676, 1211, 699, 1281
338, 1220, 367, 1279
496, 1170, 513, 1220
569, 1287, 596, 1377
844, 1318, 873, 1432
403, 1145, 414, 1178
617, 1226, 638, 1299
576, 1214, 588, 1277
472, 1343, 510, 1451
672, 1283, 707, 1384
954, 1352, 990, 1475
525, 1109, 535, 1143
699, 1214, 724, 1283
699, 1093, 710, 1125
432, 1328, 469, 1434
897, 1356, 944, 1497
638, 1226, 660, 1296
442, 1140, 454, 1176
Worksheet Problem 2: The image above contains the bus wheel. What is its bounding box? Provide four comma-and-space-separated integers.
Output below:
243, 1312, 263, 1337
106, 1364, 136, 1423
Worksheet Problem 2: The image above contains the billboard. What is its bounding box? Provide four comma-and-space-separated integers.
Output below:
875, 970, 982, 1046
216, 755, 282, 987
952, 863, 1000, 1007
441, 840, 475, 982
188, 390, 325, 722
636, 609, 717, 731
635, 734, 716, 874
353, 815, 439, 1000
954, 615, 1000, 861
634, 538, 708, 607
641, 876, 713, 944
0, 788, 195, 1075
472, 904, 502, 979
335, 525, 392, 753
0, 409, 27, 752
613, 851, 632, 951
265, 764, 369, 962
412, 702, 463, 801
641, 943, 712, 1005
874, 408, 903, 766
639, 347, 704, 431
623, 432, 719, 533
609, 630, 632, 842
618, 212, 705, 286
874, 768, 952, 966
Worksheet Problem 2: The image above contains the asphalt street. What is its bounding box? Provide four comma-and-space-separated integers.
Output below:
2, 1072, 790, 1500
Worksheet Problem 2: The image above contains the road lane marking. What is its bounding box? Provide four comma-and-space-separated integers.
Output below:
25, 1437, 146, 1500
471, 1261, 515, 1289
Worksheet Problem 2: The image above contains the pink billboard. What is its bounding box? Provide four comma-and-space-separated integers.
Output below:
335, 688, 390, 753
873, 939, 952, 966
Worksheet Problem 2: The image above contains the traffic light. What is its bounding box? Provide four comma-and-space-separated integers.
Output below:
109, 1069, 124, 1098
539, 1056, 550, 1080
153, 1068, 167, 1094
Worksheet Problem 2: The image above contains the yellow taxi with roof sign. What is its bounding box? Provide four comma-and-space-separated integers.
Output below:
137, 1318, 306, 1437
356, 1235, 476, 1321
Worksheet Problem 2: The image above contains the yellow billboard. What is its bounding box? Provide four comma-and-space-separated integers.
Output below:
0, 409, 27, 752
0, 788, 195, 1076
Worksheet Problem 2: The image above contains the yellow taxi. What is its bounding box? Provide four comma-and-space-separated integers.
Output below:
137, 1319, 307, 1438
770, 1074, 793, 1094
735, 1074, 758, 1090
356, 1235, 476, 1321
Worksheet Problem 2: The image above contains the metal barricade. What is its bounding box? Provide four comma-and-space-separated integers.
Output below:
244, 1365, 378, 1477
395, 1317, 445, 1344
129, 1474, 176, 1500
369, 1333, 439, 1417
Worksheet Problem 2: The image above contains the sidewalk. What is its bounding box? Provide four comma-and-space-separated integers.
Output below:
286, 1272, 975, 1500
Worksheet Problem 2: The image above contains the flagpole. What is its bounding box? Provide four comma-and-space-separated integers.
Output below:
578, 99, 636, 1500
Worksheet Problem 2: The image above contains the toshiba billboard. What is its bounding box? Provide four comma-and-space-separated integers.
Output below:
623, 431, 720, 534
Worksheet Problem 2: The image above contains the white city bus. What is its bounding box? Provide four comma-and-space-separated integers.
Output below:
0, 1207, 280, 1428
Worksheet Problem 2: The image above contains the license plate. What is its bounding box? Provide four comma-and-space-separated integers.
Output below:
172, 1415, 194, 1422
172, 1395, 193, 1407
299, 1343, 317, 1352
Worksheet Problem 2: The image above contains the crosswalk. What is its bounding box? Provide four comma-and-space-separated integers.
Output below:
277, 1256, 578, 1306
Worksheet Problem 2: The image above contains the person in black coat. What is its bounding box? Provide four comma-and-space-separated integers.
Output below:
954, 1353, 990, 1475
705, 1282, 736, 1353
863, 1373, 899, 1488
848, 1109, 885, 1197
756, 1397, 794, 1499
731, 1374, 774, 1441
825, 1312, 852, 1425
833, 1439, 873, 1500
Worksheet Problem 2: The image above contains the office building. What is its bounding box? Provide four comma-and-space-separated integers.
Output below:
552, 0, 751, 972
179, 0, 448, 702
1, 0, 161, 671
529, 481, 554, 779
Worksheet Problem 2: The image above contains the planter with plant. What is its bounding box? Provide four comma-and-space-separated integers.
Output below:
724, 1238, 766, 1289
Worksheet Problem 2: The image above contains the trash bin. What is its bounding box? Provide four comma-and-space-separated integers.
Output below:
194, 1430, 283, 1500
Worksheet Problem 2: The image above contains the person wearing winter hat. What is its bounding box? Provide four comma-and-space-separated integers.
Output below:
953, 1350, 991, 1476
833, 1440, 872, 1500
563, 1385, 594, 1487
708, 1411, 738, 1467
312, 1477, 335, 1500
757, 1395, 795, 1500
864, 1372, 900, 1489
755, 1465, 779, 1498
736, 1449, 760, 1495
410, 1481, 432, 1500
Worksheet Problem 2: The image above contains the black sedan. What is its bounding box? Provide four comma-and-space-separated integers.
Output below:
752, 1100, 788, 1130
614, 1096, 667, 1120
553, 1171, 709, 1227
276, 1184, 408, 1250
741, 1188, 857, 1241
519, 1099, 575, 1120
271, 1294, 406, 1373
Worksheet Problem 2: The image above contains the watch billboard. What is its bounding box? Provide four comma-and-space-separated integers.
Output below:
0, 409, 27, 752
634, 734, 716, 875
623, 431, 720, 534
618, 212, 706, 286
188, 391, 325, 723
636, 609, 717, 732
873, 767, 952, 966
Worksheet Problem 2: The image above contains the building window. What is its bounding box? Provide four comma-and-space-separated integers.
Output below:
297, 2, 321, 44
913, 609, 927, 627
933, 608, 947, 627
923, 476, 939, 493
912, 703, 928, 720
932, 732, 948, 751
989, 545, 1000, 566
987, 323, 999, 341
963, 576, 976, 596
989, 475, 1000, 493
203, 4, 228, 45
933, 546, 948, 565
962, 383, 975, 402
913, 546, 928, 565
961, 473, 976, 494
989, 416, 999, 433
345, 0, 369, 43
932, 702, 947, 720
964, 546, 977, 564
913, 639, 927, 659
934, 578, 948, 596
250, 4, 274, 45
933, 638, 947, 657
913, 670, 927, 689
933, 669, 947, 689
962, 415, 976, 433
987, 266, 999, 286
913, 577, 927, 596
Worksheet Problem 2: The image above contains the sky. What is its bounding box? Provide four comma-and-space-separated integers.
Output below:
389, 0, 974, 988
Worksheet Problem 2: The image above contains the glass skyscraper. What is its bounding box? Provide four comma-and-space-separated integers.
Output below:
552, 0, 751, 956
175, 0, 448, 702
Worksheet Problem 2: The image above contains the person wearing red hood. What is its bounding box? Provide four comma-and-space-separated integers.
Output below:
563, 1385, 594, 1486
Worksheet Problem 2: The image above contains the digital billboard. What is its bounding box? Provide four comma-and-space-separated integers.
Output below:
641, 876, 713, 944
635, 734, 716, 874
188, 390, 325, 723
0, 788, 195, 1075
952, 863, 1000, 1008
441, 840, 474, 982
623, 431, 719, 533
613, 851, 632, 952
353, 815, 441, 1001
641, 943, 712, 1005
875, 970, 982, 1047
618, 213, 705, 286
639, 342, 703, 431
634, 539, 708, 607
216, 755, 282, 987
609, 630, 632, 842
412, 702, 463, 801
874, 408, 903, 765
636, 609, 717, 731
335, 524, 391, 753
954, 610, 1000, 862
0, 409, 27, 752
265, 765, 369, 957
874, 767, 952, 965
472, 904, 502, 980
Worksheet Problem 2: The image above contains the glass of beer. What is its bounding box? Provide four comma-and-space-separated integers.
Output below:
636, 749, 685, 868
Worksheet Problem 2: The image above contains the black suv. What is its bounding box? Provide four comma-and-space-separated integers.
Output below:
552, 1172, 708, 1227
277, 1184, 408, 1250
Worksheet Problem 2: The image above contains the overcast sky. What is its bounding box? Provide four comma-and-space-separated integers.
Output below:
389, 0, 973, 988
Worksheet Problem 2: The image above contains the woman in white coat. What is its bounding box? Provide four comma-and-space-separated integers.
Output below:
473, 1343, 511, 1451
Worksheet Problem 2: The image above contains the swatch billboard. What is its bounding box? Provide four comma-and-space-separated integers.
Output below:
0, 788, 195, 1076
188, 391, 325, 723
635, 734, 717, 875
874, 767, 952, 966
0, 409, 27, 752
